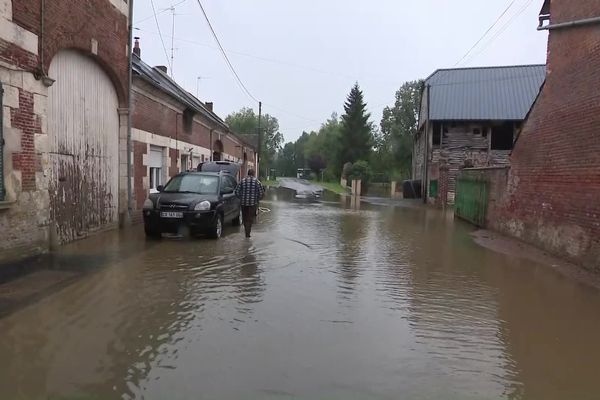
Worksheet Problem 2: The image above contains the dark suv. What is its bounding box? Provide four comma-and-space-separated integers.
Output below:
143, 171, 241, 239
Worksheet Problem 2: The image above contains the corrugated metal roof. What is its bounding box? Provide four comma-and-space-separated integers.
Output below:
425, 64, 546, 121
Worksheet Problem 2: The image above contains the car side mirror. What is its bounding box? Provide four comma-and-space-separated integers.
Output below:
157, 185, 164, 192
221, 187, 234, 195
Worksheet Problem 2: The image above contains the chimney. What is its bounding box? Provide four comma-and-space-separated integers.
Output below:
205, 102, 213, 112
133, 37, 141, 57
155, 65, 168, 74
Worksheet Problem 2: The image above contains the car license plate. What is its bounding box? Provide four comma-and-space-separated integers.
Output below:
160, 211, 183, 218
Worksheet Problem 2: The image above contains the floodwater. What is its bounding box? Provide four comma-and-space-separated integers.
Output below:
1, 189, 600, 400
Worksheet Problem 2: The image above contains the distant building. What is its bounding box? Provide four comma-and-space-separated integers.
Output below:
413, 65, 546, 202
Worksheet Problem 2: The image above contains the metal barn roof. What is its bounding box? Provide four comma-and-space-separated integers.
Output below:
425, 64, 546, 121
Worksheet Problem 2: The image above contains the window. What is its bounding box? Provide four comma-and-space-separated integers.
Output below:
432, 122, 441, 146
149, 167, 162, 189
163, 174, 219, 194
491, 123, 515, 150
220, 176, 235, 193
149, 146, 163, 189
228, 176, 238, 189
181, 154, 189, 172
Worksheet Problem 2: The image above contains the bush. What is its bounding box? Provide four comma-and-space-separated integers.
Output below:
348, 160, 372, 183
323, 168, 338, 182
342, 162, 353, 179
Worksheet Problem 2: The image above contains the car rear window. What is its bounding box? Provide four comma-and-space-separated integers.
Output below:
163, 175, 219, 194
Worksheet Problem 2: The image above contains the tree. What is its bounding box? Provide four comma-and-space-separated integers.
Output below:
379, 80, 423, 179
339, 83, 374, 167
225, 107, 283, 177
275, 142, 296, 177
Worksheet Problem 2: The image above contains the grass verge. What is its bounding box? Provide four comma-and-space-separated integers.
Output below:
262, 179, 279, 187
314, 181, 350, 195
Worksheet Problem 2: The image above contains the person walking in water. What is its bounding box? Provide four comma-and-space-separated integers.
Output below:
235, 169, 264, 238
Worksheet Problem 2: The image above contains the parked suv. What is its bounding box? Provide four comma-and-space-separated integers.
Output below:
143, 171, 241, 239
197, 160, 241, 181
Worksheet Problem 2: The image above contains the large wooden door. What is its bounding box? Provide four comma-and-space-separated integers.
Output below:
48, 50, 119, 243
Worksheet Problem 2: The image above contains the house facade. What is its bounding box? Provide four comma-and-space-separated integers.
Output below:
131, 42, 257, 214
483, 0, 600, 271
0, 3, 257, 265
413, 65, 546, 202
0, 0, 130, 263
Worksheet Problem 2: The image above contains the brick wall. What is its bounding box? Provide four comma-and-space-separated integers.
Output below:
10, 89, 42, 191
12, 0, 128, 104
132, 87, 213, 150
495, 0, 600, 271
0, 0, 129, 263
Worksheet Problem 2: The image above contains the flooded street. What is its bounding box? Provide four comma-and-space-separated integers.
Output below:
1, 191, 600, 400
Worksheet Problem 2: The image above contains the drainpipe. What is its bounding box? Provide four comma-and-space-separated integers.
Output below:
538, 16, 600, 31
209, 129, 213, 161
423, 84, 431, 203
127, 0, 134, 217
38, 0, 45, 75
0, 83, 4, 201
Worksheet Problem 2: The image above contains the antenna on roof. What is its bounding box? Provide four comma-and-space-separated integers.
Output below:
170, 6, 177, 78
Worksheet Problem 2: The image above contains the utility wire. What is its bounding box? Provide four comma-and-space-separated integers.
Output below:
464, 0, 536, 64
150, 0, 173, 71
454, 0, 518, 66
137, 0, 187, 24
135, 27, 387, 83
194, 0, 260, 104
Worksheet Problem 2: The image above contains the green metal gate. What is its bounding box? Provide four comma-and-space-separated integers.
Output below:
455, 175, 489, 227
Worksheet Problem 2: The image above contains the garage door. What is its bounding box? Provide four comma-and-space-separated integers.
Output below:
48, 50, 119, 243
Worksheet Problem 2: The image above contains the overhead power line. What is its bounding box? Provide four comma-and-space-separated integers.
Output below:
464, 0, 536, 64
454, 0, 518, 66
149, 0, 172, 71
194, 0, 260, 104
136, 0, 188, 24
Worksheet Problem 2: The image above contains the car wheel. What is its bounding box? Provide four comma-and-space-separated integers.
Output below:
210, 214, 223, 239
232, 209, 242, 226
144, 225, 161, 239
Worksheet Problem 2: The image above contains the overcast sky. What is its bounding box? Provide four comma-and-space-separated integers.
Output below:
133, 0, 548, 142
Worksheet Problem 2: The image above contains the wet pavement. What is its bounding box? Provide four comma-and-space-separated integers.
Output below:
277, 177, 324, 194
1, 189, 600, 399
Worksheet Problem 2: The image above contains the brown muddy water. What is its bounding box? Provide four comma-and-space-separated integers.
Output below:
1, 190, 600, 399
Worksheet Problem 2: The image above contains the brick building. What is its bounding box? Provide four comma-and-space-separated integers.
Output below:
496, 0, 600, 270
414, 65, 546, 203
456, 0, 600, 271
131, 42, 257, 213
0, 0, 130, 262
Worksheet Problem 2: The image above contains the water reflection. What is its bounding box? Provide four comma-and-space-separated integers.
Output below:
1, 192, 600, 399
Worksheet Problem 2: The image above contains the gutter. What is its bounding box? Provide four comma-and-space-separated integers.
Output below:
538, 16, 600, 31
127, 0, 134, 217
0, 83, 4, 201
423, 84, 431, 203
